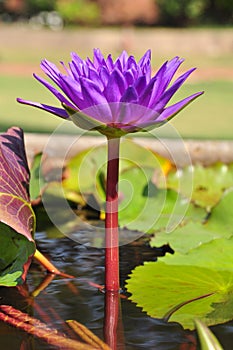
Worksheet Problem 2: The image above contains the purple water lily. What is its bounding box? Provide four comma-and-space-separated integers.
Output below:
17, 49, 203, 136
17, 49, 204, 293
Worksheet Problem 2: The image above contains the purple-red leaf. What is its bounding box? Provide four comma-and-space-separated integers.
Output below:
0, 127, 35, 240
0, 127, 36, 286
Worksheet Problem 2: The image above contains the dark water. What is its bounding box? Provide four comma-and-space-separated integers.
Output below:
1, 228, 233, 349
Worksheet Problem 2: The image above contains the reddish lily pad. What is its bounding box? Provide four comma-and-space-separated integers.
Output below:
0, 127, 36, 285
0, 127, 35, 239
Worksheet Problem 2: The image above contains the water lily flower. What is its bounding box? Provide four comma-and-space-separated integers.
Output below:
17, 49, 203, 137
17, 49, 204, 293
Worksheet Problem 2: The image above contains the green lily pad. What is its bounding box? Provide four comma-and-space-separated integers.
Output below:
127, 235, 233, 330
63, 138, 168, 207
0, 223, 35, 286
165, 163, 233, 208
150, 189, 233, 253
29, 152, 45, 201
158, 235, 233, 271
127, 261, 233, 330
119, 166, 205, 234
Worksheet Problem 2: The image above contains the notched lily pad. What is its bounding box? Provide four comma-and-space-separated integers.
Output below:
63, 138, 168, 207
127, 235, 233, 330
165, 163, 233, 208
150, 189, 233, 253
119, 166, 205, 234
126, 260, 233, 330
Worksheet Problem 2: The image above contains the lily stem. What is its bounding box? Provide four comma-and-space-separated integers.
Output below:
105, 137, 120, 292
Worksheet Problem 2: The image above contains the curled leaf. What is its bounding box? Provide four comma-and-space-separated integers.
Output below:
0, 127, 35, 239
0, 127, 36, 285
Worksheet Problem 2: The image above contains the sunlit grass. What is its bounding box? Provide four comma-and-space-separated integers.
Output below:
168, 80, 233, 139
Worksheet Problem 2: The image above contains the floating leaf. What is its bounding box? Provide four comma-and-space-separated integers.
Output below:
0, 127, 36, 285
29, 152, 45, 201
0, 223, 35, 286
127, 261, 233, 330
127, 236, 233, 330
165, 163, 233, 208
119, 166, 158, 233
150, 189, 233, 253
156, 235, 233, 271
119, 166, 205, 234
63, 138, 168, 206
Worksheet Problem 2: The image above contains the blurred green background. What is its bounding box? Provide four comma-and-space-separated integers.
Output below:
0, 0, 232, 138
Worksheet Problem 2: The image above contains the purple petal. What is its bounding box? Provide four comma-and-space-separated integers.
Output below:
138, 50, 151, 67
124, 70, 135, 85
33, 74, 76, 109
93, 49, 106, 69
164, 56, 184, 78
134, 75, 147, 95
104, 69, 126, 102
85, 57, 96, 69
100, 66, 110, 87
138, 76, 157, 106
88, 67, 104, 90
120, 86, 138, 103
71, 52, 84, 66
150, 57, 184, 100
117, 103, 150, 126
106, 54, 114, 71
154, 57, 184, 95
82, 62, 89, 77
155, 67, 197, 110
69, 58, 83, 78
117, 51, 129, 69
147, 64, 167, 108
156, 91, 204, 122
148, 57, 185, 108
58, 75, 83, 106
141, 60, 151, 83
40, 59, 61, 86
60, 61, 73, 78
127, 56, 137, 71
79, 78, 108, 109
115, 58, 123, 72
81, 103, 113, 124
17, 98, 69, 119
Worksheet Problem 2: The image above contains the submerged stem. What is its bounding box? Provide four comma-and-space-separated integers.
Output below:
105, 137, 120, 292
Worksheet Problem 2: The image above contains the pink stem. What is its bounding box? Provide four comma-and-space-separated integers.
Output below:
105, 137, 120, 292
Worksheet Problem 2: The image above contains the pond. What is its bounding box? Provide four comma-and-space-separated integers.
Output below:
1, 133, 233, 349
1, 219, 233, 350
